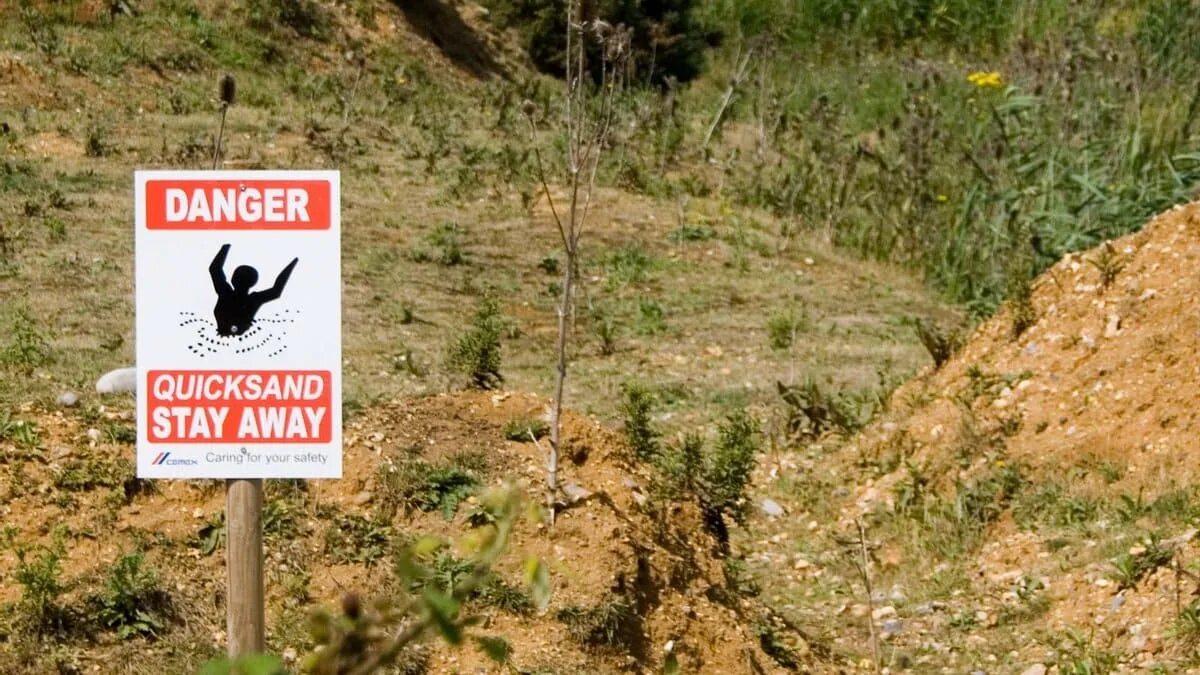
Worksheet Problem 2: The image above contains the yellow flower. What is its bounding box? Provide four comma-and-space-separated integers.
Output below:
967, 71, 1003, 88
936, 194, 948, 203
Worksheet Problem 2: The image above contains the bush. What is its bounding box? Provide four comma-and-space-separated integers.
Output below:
620, 382, 659, 461
378, 454, 484, 521
447, 296, 505, 389
246, 0, 331, 39
702, 410, 759, 524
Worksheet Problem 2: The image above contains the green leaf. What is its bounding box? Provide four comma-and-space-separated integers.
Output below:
475, 635, 512, 663
198, 659, 235, 675
423, 589, 463, 644
523, 556, 551, 612
233, 654, 285, 675
663, 652, 680, 675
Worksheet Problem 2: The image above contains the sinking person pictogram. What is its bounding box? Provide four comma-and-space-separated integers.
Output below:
180, 243, 300, 358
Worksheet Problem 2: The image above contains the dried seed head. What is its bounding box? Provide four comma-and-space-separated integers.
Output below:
219, 74, 236, 107
520, 99, 537, 118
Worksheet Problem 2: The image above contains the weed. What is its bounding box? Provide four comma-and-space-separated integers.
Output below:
412, 222, 467, 266
1088, 242, 1124, 290
603, 246, 658, 288
323, 511, 391, 565
89, 551, 171, 639
194, 512, 226, 556
377, 454, 483, 521
767, 309, 804, 350
447, 296, 505, 389
84, 123, 115, 158
54, 457, 134, 493
246, 0, 331, 39
1055, 627, 1119, 674
538, 255, 559, 275
621, 382, 660, 461
1, 306, 51, 373
3, 527, 71, 637
1108, 533, 1173, 590
755, 619, 801, 669
634, 298, 667, 335
0, 413, 40, 451
502, 417, 549, 442
1170, 600, 1200, 647
1005, 254, 1036, 339
556, 596, 634, 648
777, 377, 866, 440
591, 308, 619, 356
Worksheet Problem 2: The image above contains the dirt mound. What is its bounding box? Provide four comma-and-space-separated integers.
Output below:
0, 391, 810, 673
838, 201, 1200, 667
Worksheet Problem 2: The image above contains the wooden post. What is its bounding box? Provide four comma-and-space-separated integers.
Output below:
226, 478, 264, 657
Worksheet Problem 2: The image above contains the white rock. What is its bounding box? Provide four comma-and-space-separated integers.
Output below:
57, 391, 79, 407
96, 367, 136, 394
562, 482, 592, 504
1020, 665, 1047, 675
760, 498, 785, 517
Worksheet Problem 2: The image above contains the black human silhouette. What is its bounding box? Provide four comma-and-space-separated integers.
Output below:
209, 243, 298, 336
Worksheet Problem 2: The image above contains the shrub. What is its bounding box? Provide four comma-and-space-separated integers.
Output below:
914, 318, 963, 368
776, 377, 866, 440
620, 382, 659, 461
702, 410, 759, 524
651, 433, 704, 500
556, 596, 635, 647
447, 296, 505, 389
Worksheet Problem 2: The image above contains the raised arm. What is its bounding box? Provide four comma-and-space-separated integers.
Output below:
209, 244, 233, 295
255, 257, 298, 302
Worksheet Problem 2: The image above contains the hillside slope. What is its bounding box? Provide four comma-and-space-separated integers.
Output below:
756, 202, 1200, 671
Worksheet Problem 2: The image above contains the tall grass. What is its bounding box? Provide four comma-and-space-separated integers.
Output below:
688, 0, 1200, 315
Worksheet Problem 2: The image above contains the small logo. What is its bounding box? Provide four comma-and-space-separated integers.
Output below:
152, 452, 198, 466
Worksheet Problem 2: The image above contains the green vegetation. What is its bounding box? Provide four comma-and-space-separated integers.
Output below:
2, 527, 70, 637
89, 551, 171, 639
447, 296, 506, 389
377, 453, 486, 521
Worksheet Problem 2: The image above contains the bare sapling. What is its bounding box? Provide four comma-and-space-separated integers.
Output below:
524, 5, 630, 523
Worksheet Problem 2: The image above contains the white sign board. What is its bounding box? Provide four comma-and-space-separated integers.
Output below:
135, 170, 341, 479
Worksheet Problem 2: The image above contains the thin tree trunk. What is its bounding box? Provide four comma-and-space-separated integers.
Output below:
548, 240, 575, 523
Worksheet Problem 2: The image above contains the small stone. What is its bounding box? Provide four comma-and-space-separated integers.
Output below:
760, 498, 785, 517
1020, 664, 1047, 675
50, 447, 72, 461
872, 605, 897, 620
562, 482, 592, 504
1110, 594, 1125, 611
86, 428, 101, 442
881, 619, 902, 637
352, 491, 373, 506
57, 391, 79, 407
1104, 314, 1122, 338
96, 367, 137, 394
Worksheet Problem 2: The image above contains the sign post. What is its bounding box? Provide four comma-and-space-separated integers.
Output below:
134, 170, 341, 657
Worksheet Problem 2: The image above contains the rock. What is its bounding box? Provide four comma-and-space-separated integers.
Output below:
872, 605, 897, 620
562, 482, 592, 504
57, 391, 79, 407
1020, 664, 1047, 675
352, 491, 373, 506
50, 447, 72, 460
881, 619, 902, 637
1104, 314, 1122, 338
85, 428, 101, 442
1110, 594, 1125, 611
760, 498, 785, 517
96, 367, 136, 394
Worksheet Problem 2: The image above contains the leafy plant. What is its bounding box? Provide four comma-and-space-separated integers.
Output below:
556, 596, 635, 647
324, 512, 392, 565
502, 417, 549, 442
377, 455, 483, 521
776, 377, 866, 440
89, 551, 171, 639
1088, 241, 1124, 290
701, 410, 760, 525
447, 296, 505, 389
3, 526, 71, 636
194, 512, 226, 556
1108, 533, 1173, 590
634, 298, 667, 335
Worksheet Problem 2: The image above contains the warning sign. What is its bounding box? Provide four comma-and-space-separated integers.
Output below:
135, 170, 341, 478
